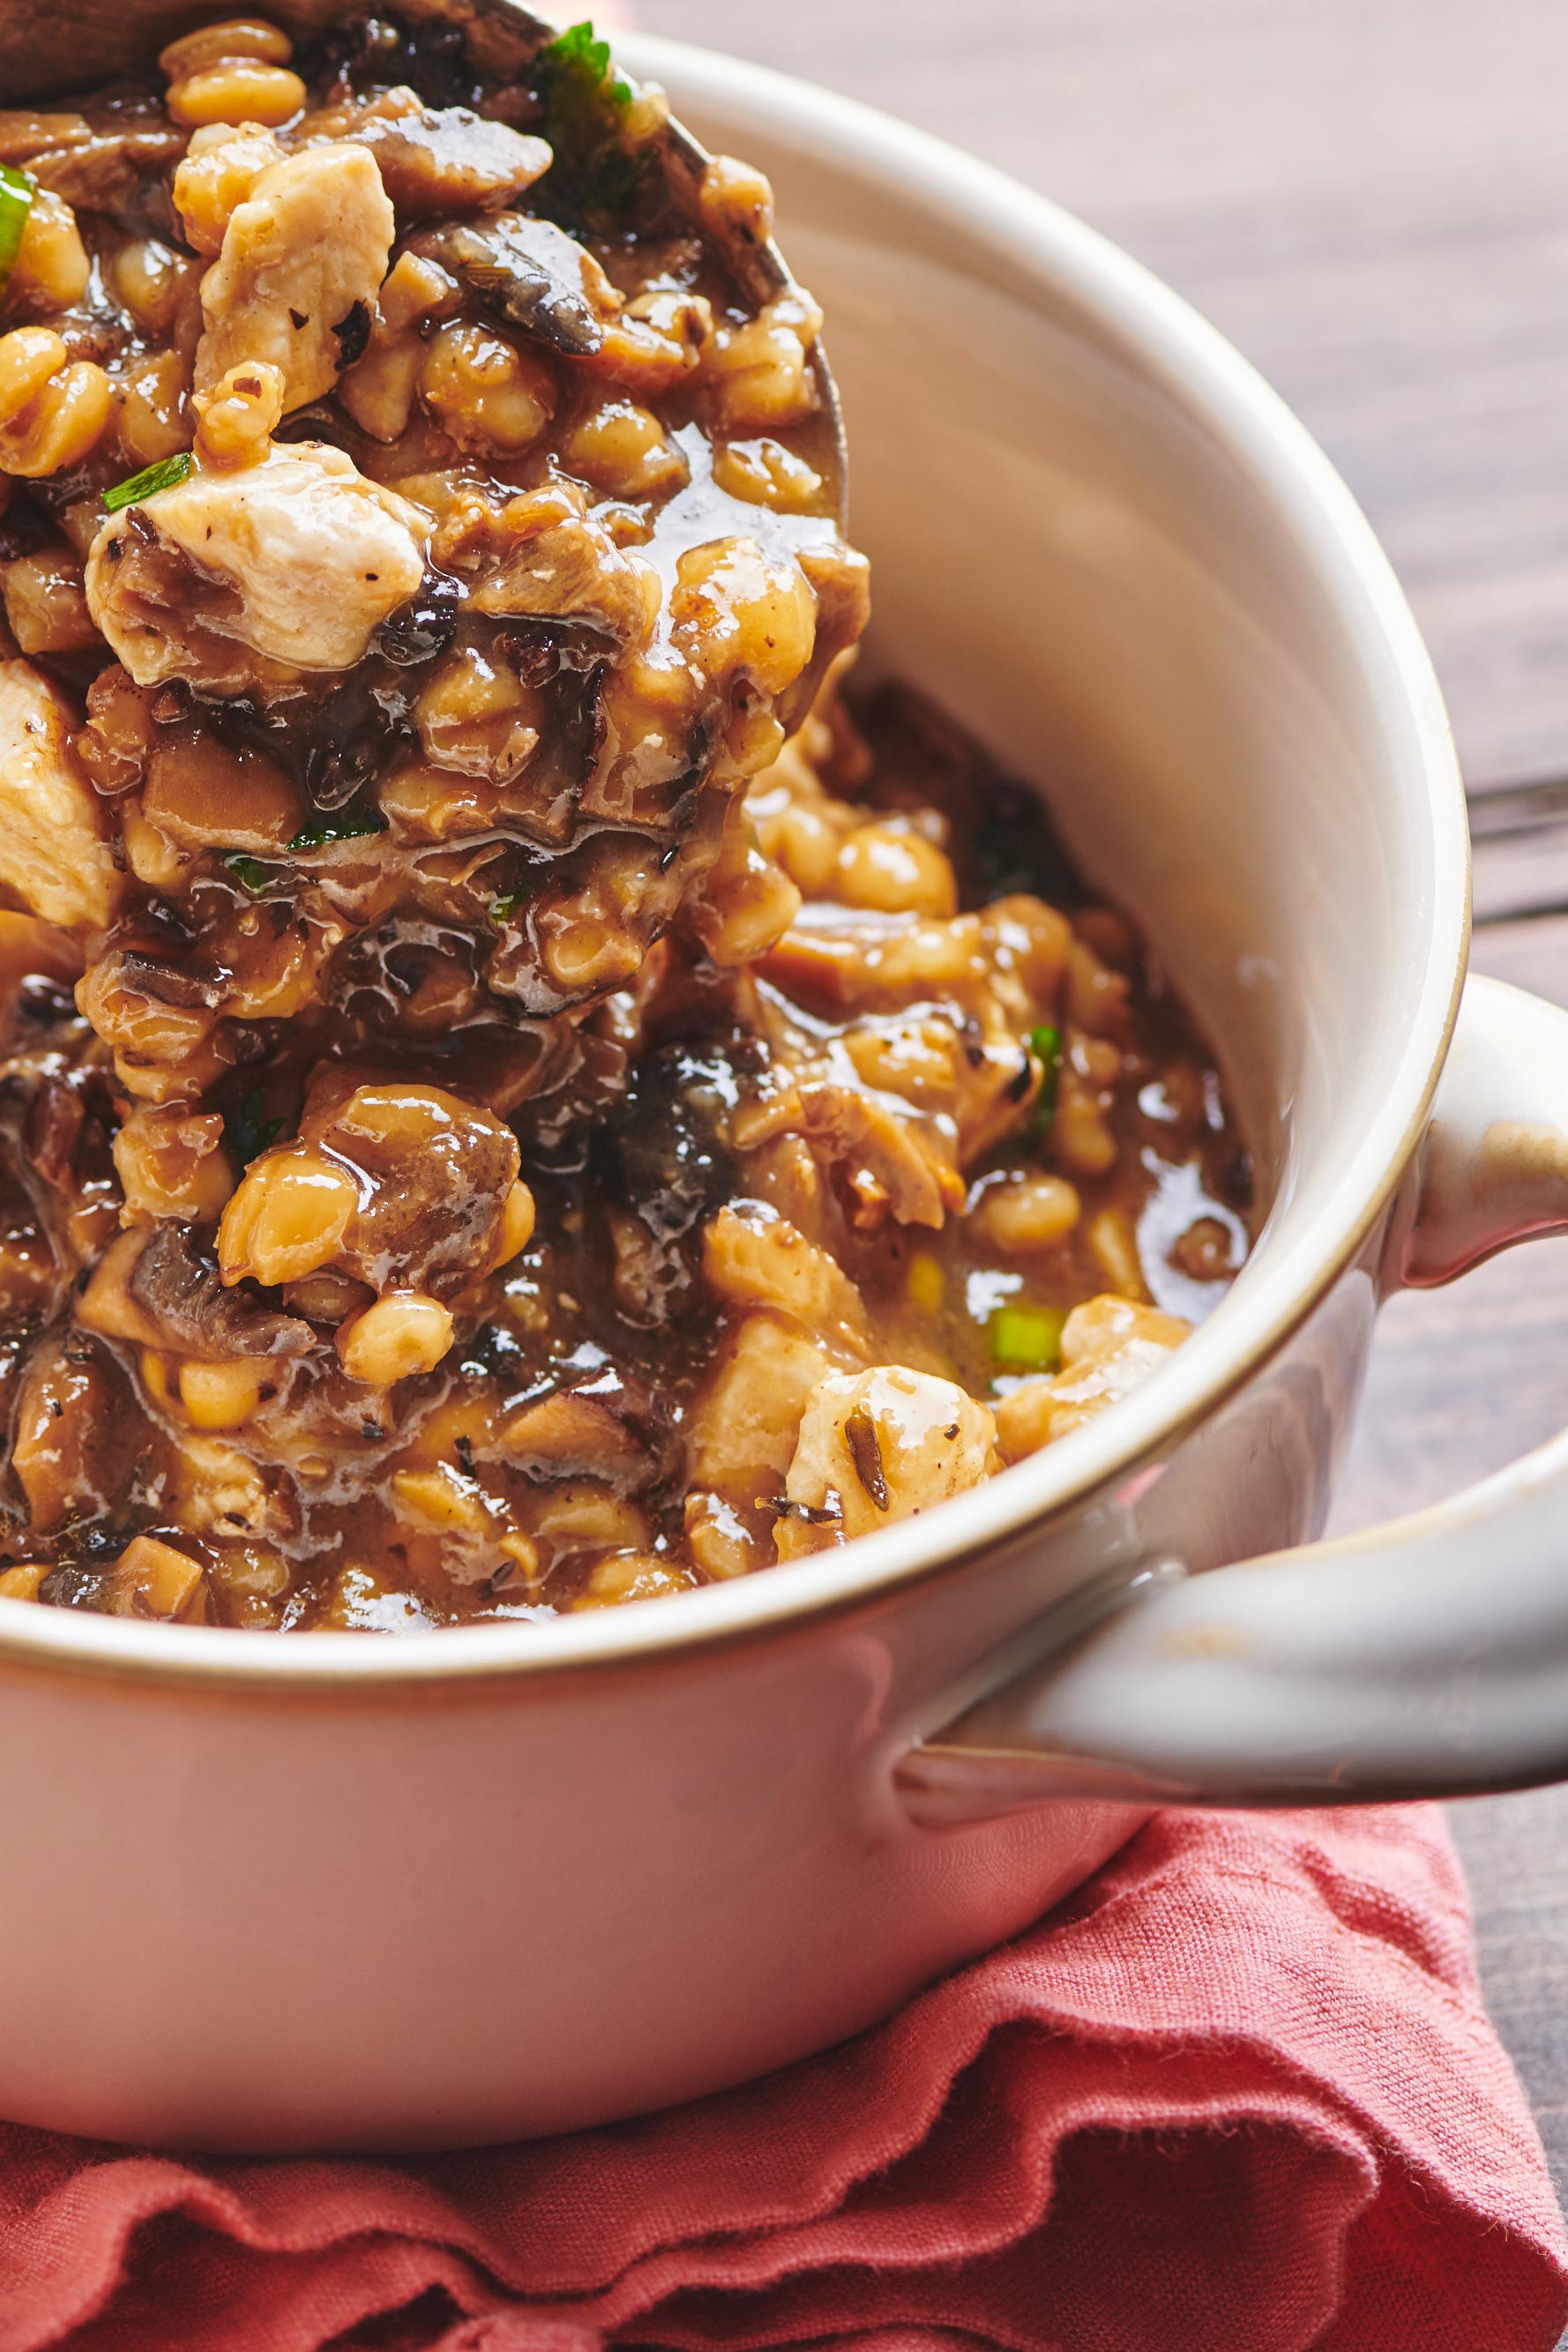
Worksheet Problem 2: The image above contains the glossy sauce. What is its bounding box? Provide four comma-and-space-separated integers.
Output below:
0, 12, 1250, 1628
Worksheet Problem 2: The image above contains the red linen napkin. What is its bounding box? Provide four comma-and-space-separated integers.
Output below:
0, 1806, 1563, 2351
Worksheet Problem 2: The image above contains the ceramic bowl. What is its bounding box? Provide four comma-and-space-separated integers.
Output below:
0, 26, 1565, 2151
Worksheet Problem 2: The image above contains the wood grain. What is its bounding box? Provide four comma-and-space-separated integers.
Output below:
650, 0, 1568, 2236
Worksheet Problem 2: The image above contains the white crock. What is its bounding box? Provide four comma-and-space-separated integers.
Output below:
1, 36, 1565, 2152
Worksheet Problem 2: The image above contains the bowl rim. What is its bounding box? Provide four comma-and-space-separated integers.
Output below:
0, 33, 1469, 1694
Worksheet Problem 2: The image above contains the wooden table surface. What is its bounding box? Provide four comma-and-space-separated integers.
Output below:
649, 0, 1568, 2216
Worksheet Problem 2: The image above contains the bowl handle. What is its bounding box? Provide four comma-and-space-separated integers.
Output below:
899, 973, 1568, 1822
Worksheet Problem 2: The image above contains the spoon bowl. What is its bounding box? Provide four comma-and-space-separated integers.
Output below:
0, 0, 847, 519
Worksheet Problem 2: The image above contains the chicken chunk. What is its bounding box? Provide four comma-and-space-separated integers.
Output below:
0, 660, 123, 930
168, 1431, 295, 1542
103, 1534, 205, 1623
85, 443, 429, 684
701, 1203, 869, 1356
503, 1367, 670, 1494
437, 481, 653, 643
798, 1080, 965, 1229
686, 1311, 838, 1494
778, 1365, 1000, 1557
195, 143, 396, 411
993, 1294, 1191, 1460
11, 1334, 118, 1530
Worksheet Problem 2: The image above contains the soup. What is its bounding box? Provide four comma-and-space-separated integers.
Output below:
0, 11, 1249, 1625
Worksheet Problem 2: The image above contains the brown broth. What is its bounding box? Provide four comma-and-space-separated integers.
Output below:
0, 11, 1250, 1628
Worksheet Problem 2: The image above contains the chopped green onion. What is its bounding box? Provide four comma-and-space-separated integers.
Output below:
489, 891, 525, 925
541, 19, 632, 111
546, 19, 610, 73
537, 17, 639, 216
0, 166, 34, 296
223, 852, 273, 893
1028, 1023, 1062, 1142
102, 450, 195, 513
287, 808, 386, 852
989, 1301, 1066, 1375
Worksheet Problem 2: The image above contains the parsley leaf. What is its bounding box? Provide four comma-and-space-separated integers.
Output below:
489, 865, 549, 925
224, 1087, 285, 1167
287, 808, 387, 852
223, 852, 273, 894
536, 18, 648, 220
546, 19, 611, 80
541, 19, 632, 114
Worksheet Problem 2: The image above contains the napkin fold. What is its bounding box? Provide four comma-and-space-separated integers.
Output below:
1, 1806, 1563, 2352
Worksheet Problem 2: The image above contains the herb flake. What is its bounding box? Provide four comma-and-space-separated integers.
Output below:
843, 1403, 890, 1512
287, 808, 387, 852
224, 1087, 285, 1167
102, 451, 194, 513
1028, 1023, 1062, 1142
536, 18, 648, 219
758, 1493, 842, 1527
223, 852, 273, 894
330, 298, 372, 370
541, 19, 632, 112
